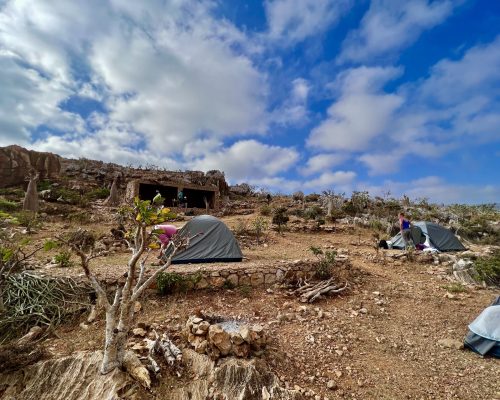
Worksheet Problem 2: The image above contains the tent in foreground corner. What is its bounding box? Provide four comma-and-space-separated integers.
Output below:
168, 215, 243, 264
389, 221, 466, 251
464, 296, 500, 358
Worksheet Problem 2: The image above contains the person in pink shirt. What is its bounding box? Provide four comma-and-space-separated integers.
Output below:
155, 224, 178, 257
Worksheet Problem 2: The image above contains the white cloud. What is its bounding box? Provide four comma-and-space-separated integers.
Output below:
273, 78, 310, 125
304, 170, 356, 189
0, 55, 78, 146
361, 176, 500, 204
308, 66, 403, 151
339, 0, 455, 63
187, 140, 299, 182
0, 0, 269, 154
300, 153, 349, 176
358, 152, 403, 175
311, 37, 500, 176
265, 0, 352, 44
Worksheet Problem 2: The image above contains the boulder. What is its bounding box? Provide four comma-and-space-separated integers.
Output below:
208, 325, 232, 356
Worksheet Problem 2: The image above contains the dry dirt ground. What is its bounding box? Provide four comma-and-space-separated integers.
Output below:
25, 212, 500, 399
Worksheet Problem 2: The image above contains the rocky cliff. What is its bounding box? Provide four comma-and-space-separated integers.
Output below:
0, 145, 61, 188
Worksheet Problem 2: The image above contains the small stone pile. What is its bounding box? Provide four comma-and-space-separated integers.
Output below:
185, 316, 267, 360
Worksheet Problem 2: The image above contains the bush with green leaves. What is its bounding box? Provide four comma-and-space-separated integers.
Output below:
85, 187, 111, 201
303, 206, 324, 221
472, 250, 500, 286
272, 207, 289, 234
53, 251, 73, 268
259, 204, 272, 216
252, 216, 268, 244
304, 193, 320, 202
310, 246, 336, 280
37, 180, 51, 191
0, 197, 20, 213
156, 271, 202, 295
15, 211, 42, 233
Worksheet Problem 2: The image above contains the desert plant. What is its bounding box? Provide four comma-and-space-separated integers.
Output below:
0, 198, 20, 213
85, 187, 111, 201
472, 250, 500, 286
60, 196, 188, 374
442, 283, 467, 293
53, 251, 73, 268
260, 204, 272, 216
309, 246, 336, 280
23, 170, 39, 212
234, 219, 249, 236
15, 211, 42, 234
252, 216, 268, 244
303, 206, 324, 221
304, 193, 320, 202
272, 207, 289, 234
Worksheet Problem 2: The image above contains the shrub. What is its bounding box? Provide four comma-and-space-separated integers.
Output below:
156, 272, 202, 295
68, 211, 92, 224
303, 206, 324, 221
52, 187, 82, 205
369, 220, 385, 232
304, 193, 320, 202
54, 251, 73, 268
37, 180, 51, 191
342, 201, 356, 216
15, 211, 42, 233
234, 219, 249, 236
260, 205, 272, 216
0, 197, 20, 212
473, 250, 500, 286
310, 246, 336, 280
442, 283, 467, 293
252, 216, 268, 244
272, 207, 289, 234
85, 187, 111, 201
292, 191, 305, 201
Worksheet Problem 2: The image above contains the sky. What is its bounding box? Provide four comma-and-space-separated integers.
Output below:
0, 0, 499, 204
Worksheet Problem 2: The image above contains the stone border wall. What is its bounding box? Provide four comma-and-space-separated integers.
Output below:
164, 257, 351, 291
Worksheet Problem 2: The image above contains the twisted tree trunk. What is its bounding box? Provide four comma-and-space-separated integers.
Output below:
23, 170, 39, 212
104, 177, 120, 207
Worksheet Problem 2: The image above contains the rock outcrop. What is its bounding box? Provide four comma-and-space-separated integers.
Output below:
0, 351, 140, 400
169, 349, 302, 400
0, 145, 61, 188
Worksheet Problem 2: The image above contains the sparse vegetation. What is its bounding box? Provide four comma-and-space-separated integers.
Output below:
252, 216, 268, 244
443, 282, 467, 293
0, 197, 20, 212
272, 207, 289, 234
156, 271, 202, 295
472, 250, 500, 286
259, 204, 272, 216
53, 251, 73, 268
310, 246, 336, 280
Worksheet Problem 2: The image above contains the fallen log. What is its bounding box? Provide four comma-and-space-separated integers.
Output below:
293, 278, 349, 303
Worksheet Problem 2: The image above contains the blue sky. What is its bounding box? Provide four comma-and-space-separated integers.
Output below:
0, 0, 499, 203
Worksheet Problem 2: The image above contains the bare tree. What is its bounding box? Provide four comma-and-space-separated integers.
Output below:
23, 169, 39, 212
62, 198, 188, 374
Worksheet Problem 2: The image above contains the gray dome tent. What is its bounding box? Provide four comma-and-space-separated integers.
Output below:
169, 215, 243, 264
464, 296, 500, 358
390, 221, 466, 251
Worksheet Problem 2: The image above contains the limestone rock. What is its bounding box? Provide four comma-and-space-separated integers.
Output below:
208, 325, 232, 356
0, 351, 141, 400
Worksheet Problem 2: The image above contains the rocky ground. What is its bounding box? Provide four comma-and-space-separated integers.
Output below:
16, 210, 499, 400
